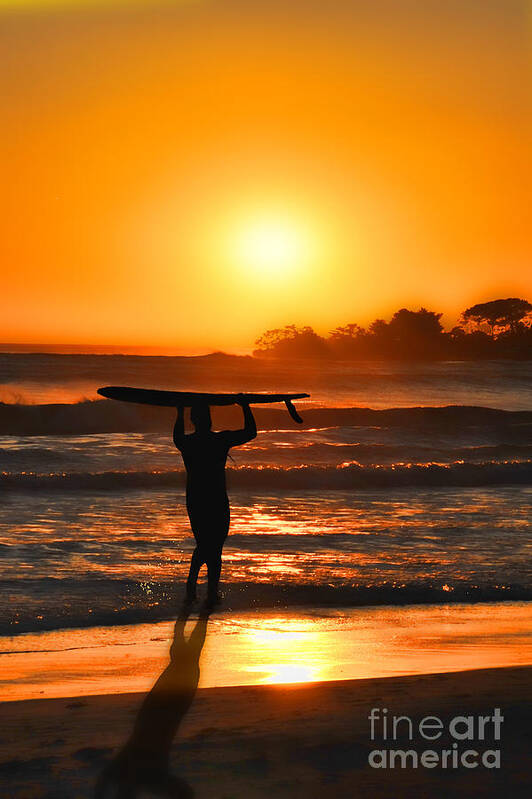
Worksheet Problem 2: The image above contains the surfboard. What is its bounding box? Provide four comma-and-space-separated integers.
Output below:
97, 387, 310, 423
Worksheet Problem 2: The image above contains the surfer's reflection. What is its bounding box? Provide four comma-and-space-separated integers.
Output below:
173, 397, 257, 606
95, 606, 209, 799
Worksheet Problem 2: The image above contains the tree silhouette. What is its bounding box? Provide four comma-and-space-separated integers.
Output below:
461, 298, 532, 337
252, 297, 532, 361
363, 308, 444, 357
388, 308, 443, 339
328, 323, 365, 357
253, 325, 329, 358
368, 319, 388, 337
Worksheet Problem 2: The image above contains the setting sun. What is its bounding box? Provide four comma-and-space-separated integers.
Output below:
232, 217, 312, 278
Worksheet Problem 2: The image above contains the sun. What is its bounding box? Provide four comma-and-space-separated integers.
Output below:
231, 216, 312, 277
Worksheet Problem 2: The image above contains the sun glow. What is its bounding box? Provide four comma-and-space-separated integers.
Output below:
2, 2, 530, 348
232, 216, 313, 278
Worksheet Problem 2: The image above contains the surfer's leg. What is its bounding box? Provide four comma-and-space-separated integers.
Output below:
186, 547, 203, 601
206, 539, 226, 605
206, 506, 230, 604
206, 553, 222, 604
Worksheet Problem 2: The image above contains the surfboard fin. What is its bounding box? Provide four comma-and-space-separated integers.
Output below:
285, 399, 303, 423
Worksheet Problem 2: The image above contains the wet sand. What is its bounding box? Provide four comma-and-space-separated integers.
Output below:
3, 603, 532, 702
1, 666, 530, 798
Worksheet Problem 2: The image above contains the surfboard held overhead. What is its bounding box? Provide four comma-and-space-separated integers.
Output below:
97, 387, 310, 423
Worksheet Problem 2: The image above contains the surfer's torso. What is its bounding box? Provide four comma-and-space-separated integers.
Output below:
177, 432, 231, 500
176, 433, 235, 543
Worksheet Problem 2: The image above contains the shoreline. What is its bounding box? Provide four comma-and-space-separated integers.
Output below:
2, 602, 531, 703
5, 591, 532, 638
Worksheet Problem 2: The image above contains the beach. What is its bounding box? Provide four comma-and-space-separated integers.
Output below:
2, 666, 531, 798
2, 603, 532, 796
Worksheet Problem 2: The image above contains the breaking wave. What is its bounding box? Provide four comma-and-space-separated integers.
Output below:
2, 459, 532, 491
2, 399, 532, 436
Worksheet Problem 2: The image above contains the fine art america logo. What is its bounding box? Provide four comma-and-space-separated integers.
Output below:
368, 707, 503, 769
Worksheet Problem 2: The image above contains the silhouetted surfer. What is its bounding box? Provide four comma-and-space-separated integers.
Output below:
173, 396, 257, 605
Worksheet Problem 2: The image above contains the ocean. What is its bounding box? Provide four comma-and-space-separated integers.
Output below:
1, 354, 531, 636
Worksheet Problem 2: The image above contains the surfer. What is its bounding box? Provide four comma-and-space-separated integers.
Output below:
173, 396, 257, 606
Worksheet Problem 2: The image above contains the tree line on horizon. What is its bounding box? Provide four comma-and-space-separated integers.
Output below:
253, 298, 532, 360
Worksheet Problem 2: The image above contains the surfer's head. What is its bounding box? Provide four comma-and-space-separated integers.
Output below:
191, 403, 212, 432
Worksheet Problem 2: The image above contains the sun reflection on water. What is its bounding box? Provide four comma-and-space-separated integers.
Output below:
247, 663, 321, 685
238, 617, 328, 685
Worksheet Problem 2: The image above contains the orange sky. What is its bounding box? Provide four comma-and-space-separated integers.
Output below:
1, 0, 531, 351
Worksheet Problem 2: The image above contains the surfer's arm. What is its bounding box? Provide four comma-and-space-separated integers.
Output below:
173, 406, 186, 448
221, 399, 257, 447
240, 400, 257, 439
228, 399, 257, 446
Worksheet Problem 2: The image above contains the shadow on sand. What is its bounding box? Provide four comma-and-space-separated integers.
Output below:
95, 605, 210, 798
